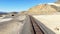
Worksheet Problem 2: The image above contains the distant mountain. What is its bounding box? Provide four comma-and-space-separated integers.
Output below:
0, 12, 7, 15
8, 12, 18, 14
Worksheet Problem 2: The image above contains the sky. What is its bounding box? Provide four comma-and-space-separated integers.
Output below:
0, 0, 57, 12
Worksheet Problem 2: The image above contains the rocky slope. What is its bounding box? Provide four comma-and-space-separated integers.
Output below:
19, 0, 60, 15
28, 4, 57, 15
48, 3, 60, 12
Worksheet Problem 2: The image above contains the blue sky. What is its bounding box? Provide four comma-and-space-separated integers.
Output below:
0, 0, 57, 12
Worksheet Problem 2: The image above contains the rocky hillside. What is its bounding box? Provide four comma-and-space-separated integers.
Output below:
48, 3, 60, 12
19, 0, 60, 15
28, 4, 57, 15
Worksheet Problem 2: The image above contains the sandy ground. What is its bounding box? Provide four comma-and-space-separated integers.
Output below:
33, 15, 60, 34
0, 15, 26, 34
0, 18, 13, 22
